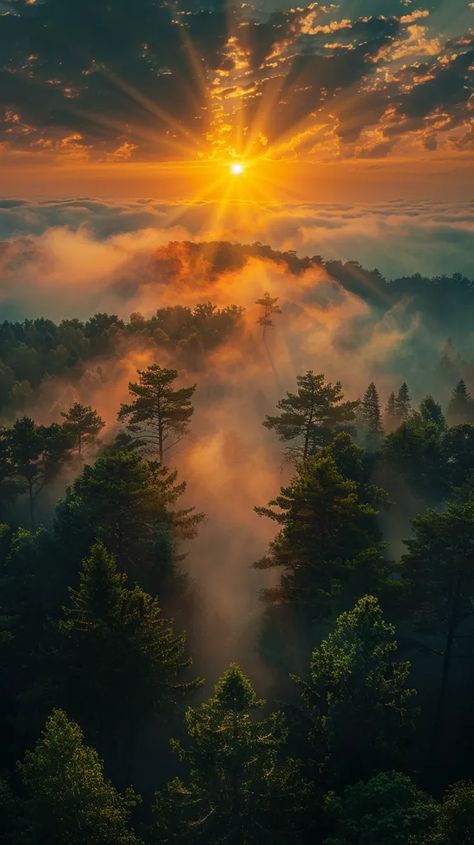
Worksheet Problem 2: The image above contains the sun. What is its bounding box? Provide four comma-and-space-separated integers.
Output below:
230, 162, 244, 175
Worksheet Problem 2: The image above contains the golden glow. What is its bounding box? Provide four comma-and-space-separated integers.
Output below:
230, 162, 244, 175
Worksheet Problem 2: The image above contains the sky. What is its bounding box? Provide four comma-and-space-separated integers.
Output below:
0, 0, 472, 202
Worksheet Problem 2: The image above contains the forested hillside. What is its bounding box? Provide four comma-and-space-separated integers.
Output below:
1, 248, 474, 843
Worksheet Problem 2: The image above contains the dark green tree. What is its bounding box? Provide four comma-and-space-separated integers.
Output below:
61, 402, 105, 455
264, 371, 358, 461
385, 391, 398, 432
4, 417, 71, 529
322, 771, 436, 845
441, 425, 474, 494
447, 380, 474, 427
395, 383, 412, 421
401, 498, 474, 753
118, 365, 196, 463
419, 396, 446, 431
254, 456, 388, 617
296, 596, 416, 785
16, 708, 141, 845
153, 664, 309, 844
420, 781, 474, 845
384, 412, 446, 501
58, 543, 200, 776
55, 441, 203, 591
359, 382, 383, 450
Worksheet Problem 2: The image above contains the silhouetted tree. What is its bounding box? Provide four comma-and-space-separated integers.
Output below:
264, 372, 358, 461
447, 380, 474, 427
395, 382, 411, 421
58, 544, 200, 777
401, 498, 474, 754
359, 382, 383, 450
419, 396, 446, 431
255, 291, 282, 339
61, 402, 105, 455
322, 771, 436, 845
153, 664, 309, 844
385, 391, 398, 432
118, 365, 196, 463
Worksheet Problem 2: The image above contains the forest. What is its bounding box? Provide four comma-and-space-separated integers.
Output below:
1, 249, 474, 845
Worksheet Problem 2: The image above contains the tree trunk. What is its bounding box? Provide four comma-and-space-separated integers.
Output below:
431, 573, 462, 756
28, 479, 35, 532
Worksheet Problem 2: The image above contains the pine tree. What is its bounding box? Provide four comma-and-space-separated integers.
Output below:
153, 664, 309, 844
395, 382, 411, 421
385, 391, 398, 432
401, 498, 474, 754
296, 596, 416, 785
118, 365, 196, 463
255, 291, 282, 339
419, 395, 446, 430
447, 379, 474, 426
360, 382, 383, 450
264, 371, 358, 460
55, 441, 203, 590
58, 543, 200, 776
61, 402, 105, 455
16, 709, 141, 845
254, 455, 388, 616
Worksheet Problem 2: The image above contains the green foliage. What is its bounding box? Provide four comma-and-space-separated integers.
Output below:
55, 441, 203, 591
296, 596, 416, 784
57, 544, 200, 761
263, 371, 358, 460
323, 771, 436, 845
16, 708, 142, 845
153, 664, 310, 844
61, 402, 105, 455
254, 455, 388, 615
118, 365, 196, 463
420, 781, 474, 844
384, 412, 447, 500
447, 380, 474, 427
359, 382, 383, 451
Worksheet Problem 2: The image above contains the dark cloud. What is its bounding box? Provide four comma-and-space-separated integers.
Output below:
0, 0, 471, 161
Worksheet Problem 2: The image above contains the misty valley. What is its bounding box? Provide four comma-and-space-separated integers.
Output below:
0, 241, 474, 843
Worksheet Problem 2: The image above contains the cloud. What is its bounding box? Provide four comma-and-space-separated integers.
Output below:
0, 0, 472, 165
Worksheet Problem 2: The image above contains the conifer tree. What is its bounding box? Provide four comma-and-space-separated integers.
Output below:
296, 596, 416, 785
255, 291, 282, 339
118, 365, 196, 463
254, 456, 388, 616
58, 543, 200, 773
360, 382, 383, 450
447, 379, 474, 426
61, 402, 105, 455
153, 664, 309, 844
264, 371, 358, 460
16, 709, 141, 845
395, 382, 411, 421
385, 391, 398, 432
419, 395, 446, 430
401, 498, 474, 753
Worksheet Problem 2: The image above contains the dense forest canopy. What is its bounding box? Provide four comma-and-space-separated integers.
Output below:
1, 241, 474, 843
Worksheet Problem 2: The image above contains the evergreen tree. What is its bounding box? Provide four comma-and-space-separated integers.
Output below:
16, 709, 141, 845
3, 417, 71, 529
118, 365, 196, 463
55, 441, 203, 591
264, 371, 358, 461
153, 664, 309, 844
254, 456, 389, 617
401, 498, 474, 753
255, 291, 282, 339
359, 382, 383, 450
296, 596, 416, 785
384, 413, 447, 501
57, 543, 200, 775
61, 402, 105, 455
447, 380, 474, 427
395, 382, 411, 421
419, 396, 446, 431
385, 391, 398, 432
323, 771, 436, 845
